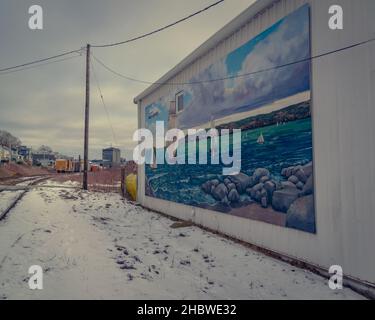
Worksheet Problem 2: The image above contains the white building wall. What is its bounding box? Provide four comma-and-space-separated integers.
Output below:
137, 0, 375, 286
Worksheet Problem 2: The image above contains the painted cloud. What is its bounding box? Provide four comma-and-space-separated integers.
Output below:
178, 4, 311, 129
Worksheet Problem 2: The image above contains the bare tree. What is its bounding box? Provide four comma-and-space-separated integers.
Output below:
0, 130, 21, 148
37, 145, 53, 154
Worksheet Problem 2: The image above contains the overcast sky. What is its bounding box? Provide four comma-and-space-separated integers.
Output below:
0, 0, 255, 159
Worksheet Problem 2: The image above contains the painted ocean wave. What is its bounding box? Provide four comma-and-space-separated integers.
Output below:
146, 117, 313, 206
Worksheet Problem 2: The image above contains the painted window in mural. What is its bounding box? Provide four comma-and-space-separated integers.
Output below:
176, 91, 184, 113
144, 4, 315, 233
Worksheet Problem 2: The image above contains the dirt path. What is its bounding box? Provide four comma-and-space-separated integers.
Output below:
0, 181, 365, 300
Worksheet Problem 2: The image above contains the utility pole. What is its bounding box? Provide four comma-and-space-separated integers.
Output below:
83, 44, 90, 190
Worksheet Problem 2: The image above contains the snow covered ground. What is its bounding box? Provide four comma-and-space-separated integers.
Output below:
0, 181, 364, 300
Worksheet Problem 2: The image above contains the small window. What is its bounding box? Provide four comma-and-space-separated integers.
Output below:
176, 91, 184, 113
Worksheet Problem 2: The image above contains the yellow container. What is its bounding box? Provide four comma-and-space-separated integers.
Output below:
55, 159, 68, 172
126, 174, 137, 201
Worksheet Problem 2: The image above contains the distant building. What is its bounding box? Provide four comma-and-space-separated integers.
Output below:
0, 146, 11, 163
10, 147, 22, 162
102, 147, 121, 167
32, 153, 56, 167
17, 146, 32, 162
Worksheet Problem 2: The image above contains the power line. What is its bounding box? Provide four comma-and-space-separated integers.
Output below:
92, 54, 156, 85
0, 48, 83, 73
0, 54, 82, 76
0, 1, 224, 74
91, 57, 119, 147
92, 37, 375, 86
91, 0, 225, 48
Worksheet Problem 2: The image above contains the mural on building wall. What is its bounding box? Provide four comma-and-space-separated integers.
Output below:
144, 4, 316, 233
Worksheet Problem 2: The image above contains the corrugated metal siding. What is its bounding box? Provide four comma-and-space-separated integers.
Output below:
137, 0, 375, 285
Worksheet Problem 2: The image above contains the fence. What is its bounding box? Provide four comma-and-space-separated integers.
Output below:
52, 161, 137, 197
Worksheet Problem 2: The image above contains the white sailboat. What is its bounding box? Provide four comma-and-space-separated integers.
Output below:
257, 132, 265, 144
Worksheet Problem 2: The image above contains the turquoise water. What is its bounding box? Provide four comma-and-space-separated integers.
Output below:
146, 117, 313, 207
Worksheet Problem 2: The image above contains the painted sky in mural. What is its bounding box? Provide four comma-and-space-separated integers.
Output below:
145, 101, 169, 137
177, 4, 311, 129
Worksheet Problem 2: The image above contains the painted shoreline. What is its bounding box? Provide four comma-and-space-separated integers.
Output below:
188, 91, 310, 131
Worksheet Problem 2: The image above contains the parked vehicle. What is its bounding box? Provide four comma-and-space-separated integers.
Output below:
55, 159, 74, 173
56, 159, 85, 173
90, 164, 101, 172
